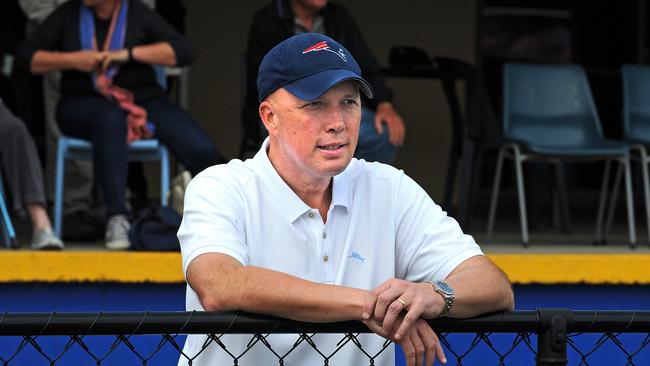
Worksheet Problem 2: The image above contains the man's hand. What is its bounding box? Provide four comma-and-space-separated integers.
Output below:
101, 49, 130, 71
373, 279, 445, 340
70, 50, 104, 73
365, 316, 446, 366
374, 102, 405, 146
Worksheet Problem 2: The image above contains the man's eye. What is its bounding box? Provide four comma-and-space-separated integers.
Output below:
343, 99, 358, 105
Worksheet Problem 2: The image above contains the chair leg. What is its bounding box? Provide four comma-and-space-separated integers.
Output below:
604, 162, 624, 242
160, 146, 170, 206
54, 139, 67, 238
513, 146, 529, 246
638, 148, 650, 245
487, 146, 506, 239
595, 159, 612, 244
623, 156, 637, 247
0, 184, 17, 249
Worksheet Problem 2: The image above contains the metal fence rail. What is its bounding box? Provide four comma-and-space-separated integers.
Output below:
0, 309, 648, 365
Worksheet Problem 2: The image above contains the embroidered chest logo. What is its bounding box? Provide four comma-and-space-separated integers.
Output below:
302, 41, 348, 62
348, 251, 366, 263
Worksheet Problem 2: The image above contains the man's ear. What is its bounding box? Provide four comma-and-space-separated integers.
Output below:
259, 100, 277, 135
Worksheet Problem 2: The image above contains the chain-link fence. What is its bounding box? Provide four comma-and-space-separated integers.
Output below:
0, 309, 648, 365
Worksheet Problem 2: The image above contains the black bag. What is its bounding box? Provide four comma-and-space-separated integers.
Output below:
129, 205, 182, 251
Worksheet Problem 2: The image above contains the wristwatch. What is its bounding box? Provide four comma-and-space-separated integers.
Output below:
431, 280, 455, 315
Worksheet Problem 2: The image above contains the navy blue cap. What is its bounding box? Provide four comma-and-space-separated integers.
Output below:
257, 33, 374, 102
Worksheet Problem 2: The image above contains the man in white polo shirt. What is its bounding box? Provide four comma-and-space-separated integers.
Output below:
178, 33, 514, 366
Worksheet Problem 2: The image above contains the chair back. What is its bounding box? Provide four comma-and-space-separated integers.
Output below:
503, 63, 604, 148
436, 57, 501, 145
622, 64, 650, 142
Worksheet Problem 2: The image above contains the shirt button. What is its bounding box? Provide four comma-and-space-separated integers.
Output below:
308, 212, 315, 218
322, 232, 327, 239
323, 255, 329, 262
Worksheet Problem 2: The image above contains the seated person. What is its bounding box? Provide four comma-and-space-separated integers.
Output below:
0, 98, 64, 250
16, 0, 227, 249
241, 0, 405, 164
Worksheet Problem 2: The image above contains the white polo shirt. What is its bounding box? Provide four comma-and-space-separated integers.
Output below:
178, 138, 483, 366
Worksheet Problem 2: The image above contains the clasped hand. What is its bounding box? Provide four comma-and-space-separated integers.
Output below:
363, 279, 447, 366
72, 49, 129, 73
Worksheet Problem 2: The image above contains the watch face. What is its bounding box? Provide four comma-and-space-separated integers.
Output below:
436, 281, 454, 295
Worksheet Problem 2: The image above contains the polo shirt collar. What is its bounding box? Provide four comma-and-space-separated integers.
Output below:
252, 138, 353, 223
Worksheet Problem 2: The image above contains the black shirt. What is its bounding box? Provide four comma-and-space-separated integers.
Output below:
16, 0, 195, 102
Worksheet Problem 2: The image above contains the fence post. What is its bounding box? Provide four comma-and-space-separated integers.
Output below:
537, 308, 572, 366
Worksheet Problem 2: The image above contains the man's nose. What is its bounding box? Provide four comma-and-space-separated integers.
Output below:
325, 108, 346, 133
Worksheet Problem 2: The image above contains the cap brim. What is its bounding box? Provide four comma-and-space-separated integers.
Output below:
284, 69, 374, 101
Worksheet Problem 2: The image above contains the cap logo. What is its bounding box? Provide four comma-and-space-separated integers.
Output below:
302, 41, 348, 62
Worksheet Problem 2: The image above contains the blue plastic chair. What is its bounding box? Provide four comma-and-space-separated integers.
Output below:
53, 138, 169, 238
0, 170, 17, 248
487, 63, 635, 247
622, 64, 650, 244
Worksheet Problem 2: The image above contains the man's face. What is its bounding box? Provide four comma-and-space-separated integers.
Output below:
263, 81, 361, 182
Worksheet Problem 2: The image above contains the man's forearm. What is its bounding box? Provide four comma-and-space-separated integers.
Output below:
188, 253, 374, 322
443, 256, 515, 318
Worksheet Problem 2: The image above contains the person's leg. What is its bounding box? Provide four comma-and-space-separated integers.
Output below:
142, 96, 226, 176
354, 107, 398, 164
57, 96, 130, 217
0, 100, 63, 249
0, 100, 48, 215
57, 96, 131, 250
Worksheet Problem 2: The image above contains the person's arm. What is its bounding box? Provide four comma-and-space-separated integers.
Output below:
15, 1, 87, 74
371, 173, 514, 340
187, 252, 376, 322
330, 5, 405, 145
31, 50, 103, 74
101, 42, 177, 71
374, 101, 405, 146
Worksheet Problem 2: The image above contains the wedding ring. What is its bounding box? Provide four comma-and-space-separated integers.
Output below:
396, 298, 406, 307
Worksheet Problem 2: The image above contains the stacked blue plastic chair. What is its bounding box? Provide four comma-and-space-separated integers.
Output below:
0, 170, 17, 248
487, 63, 635, 247
622, 64, 650, 244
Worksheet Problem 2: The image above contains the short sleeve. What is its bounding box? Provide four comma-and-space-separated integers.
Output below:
178, 167, 249, 277
394, 174, 484, 282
